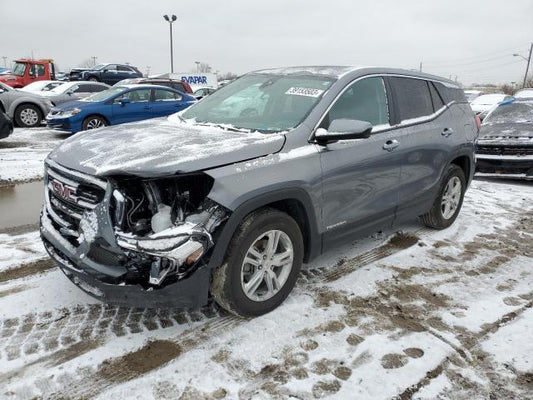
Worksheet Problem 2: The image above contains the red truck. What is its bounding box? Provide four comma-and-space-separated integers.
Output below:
0, 59, 57, 88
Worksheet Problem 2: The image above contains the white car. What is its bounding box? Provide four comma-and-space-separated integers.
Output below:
514, 88, 533, 99
470, 93, 513, 120
464, 90, 484, 103
20, 80, 64, 93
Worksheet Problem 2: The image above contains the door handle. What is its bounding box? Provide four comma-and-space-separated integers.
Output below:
441, 128, 454, 137
383, 139, 400, 151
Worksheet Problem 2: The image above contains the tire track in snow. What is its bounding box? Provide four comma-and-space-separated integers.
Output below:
3, 230, 430, 398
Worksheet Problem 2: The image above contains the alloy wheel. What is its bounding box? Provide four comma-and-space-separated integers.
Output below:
240, 230, 294, 302
20, 108, 39, 126
441, 176, 462, 219
86, 118, 104, 129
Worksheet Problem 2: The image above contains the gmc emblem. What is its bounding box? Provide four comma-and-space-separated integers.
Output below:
51, 179, 77, 203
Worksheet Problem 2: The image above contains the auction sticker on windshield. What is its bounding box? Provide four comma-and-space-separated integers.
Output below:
285, 87, 324, 98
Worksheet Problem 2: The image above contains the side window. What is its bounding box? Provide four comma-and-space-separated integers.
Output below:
434, 82, 468, 104
75, 84, 91, 93
390, 77, 433, 122
173, 82, 186, 92
114, 89, 151, 103
105, 65, 117, 72
36, 65, 46, 77
428, 82, 445, 111
153, 89, 181, 101
118, 65, 133, 72
324, 77, 389, 128
90, 84, 107, 92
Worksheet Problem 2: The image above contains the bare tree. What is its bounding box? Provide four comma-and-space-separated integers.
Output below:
198, 63, 212, 73
219, 72, 239, 81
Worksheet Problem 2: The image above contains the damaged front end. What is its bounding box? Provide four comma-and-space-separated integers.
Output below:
40, 159, 229, 308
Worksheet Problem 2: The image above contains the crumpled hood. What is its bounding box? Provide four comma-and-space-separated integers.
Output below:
47, 115, 286, 177
478, 123, 533, 145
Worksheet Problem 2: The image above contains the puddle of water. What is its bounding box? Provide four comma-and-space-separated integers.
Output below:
0, 181, 45, 230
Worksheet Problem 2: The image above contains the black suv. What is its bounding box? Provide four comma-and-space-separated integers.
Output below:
77, 63, 142, 85
41, 66, 477, 317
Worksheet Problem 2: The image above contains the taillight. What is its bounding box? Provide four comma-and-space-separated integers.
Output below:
474, 115, 481, 132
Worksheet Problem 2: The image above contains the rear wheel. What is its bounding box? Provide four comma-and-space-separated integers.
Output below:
14, 104, 42, 127
421, 164, 466, 229
82, 115, 108, 131
211, 208, 304, 317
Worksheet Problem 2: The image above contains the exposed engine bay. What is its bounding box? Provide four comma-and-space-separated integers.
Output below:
105, 173, 228, 288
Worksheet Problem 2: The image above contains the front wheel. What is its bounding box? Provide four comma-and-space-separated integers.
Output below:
421, 164, 466, 229
87, 76, 99, 82
82, 115, 108, 131
211, 208, 304, 317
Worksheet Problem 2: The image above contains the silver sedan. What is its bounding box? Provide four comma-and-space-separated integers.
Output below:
0, 82, 53, 127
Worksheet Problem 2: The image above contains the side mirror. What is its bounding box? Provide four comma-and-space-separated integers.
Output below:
315, 119, 373, 144
120, 98, 131, 106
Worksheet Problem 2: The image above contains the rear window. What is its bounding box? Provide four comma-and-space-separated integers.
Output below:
390, 77, 433, 122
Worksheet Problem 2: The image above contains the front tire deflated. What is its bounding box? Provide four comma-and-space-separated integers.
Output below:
211, 208, 304, 317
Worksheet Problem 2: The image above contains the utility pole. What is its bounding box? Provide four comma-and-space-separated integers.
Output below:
163, 15, 177, 73
419, 62, 422, 72
195, 61, 200, 72
523, 43, 533, 88
91, 56, 98, 66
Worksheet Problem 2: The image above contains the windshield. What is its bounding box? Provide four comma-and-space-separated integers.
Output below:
182, 74, 334, 132
81, 86, 127, 102
484, 103, 533, 125
11, 62, 27, 77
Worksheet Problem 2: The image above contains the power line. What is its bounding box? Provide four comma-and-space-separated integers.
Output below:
422, 43, 530, 65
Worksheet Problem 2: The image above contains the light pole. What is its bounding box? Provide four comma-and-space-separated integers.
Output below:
195, 61, 200, 72
91, 56, 97, 66
513, 43, 533, 88
1, 56, 7, 68
163, 14, 177, 73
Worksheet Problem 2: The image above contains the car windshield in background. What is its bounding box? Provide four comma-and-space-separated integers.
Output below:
81, 86, 126, 102
484, 102, 533, 125
471, 94, 506, 106
182, 74, 334, 132
11, 62, 26, 77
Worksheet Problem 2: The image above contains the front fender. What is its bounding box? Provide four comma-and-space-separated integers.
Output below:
205, 186, 322, 271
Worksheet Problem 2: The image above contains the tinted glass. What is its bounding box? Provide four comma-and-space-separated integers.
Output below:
75, 84, 91, 93
429, 82, 445, 111
325, 77, 389, 127
118, 65, 132, 72
434, 82, 468, 104
154, 89, 180, 101
90, 84, 107, 92
172, 82, 186, 92
391, 77, 433, 121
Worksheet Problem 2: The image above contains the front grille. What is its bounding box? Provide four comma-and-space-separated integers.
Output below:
476, 145, 533, 156
45, 163, 106, 235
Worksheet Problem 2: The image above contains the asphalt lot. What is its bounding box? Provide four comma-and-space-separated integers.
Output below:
0, 128, 531, 399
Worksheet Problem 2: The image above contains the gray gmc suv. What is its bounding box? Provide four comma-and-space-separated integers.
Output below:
40, 66, 477, 317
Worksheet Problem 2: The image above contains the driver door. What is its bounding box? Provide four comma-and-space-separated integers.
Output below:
110, 88, 152, 124
318, 76, 402, 246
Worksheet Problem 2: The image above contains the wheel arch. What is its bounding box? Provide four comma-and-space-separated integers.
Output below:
449, 153, 472, 186
206, 188, 321, 271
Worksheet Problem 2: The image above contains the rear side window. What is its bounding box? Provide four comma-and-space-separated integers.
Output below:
428, 82, 445, 111
390, 77, 433, 122
90, 84, 107, 92
153, 89, 181, 101
172, 82, 186, 92
433, 82, 468, 104
324, 77, 389, 128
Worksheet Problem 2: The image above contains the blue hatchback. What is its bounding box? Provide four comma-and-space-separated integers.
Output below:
46, 84, 196, 133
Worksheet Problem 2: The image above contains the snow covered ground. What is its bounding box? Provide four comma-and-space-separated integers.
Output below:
0, 127, 66, 184
0, 176, 531, 399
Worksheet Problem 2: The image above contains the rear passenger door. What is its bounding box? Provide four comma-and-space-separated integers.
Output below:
387, 77, 452, 221
318, 76, 403, 246
151, 89, 187, 117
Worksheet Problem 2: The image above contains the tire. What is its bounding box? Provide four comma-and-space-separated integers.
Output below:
421, 164, 466, 229
82, 115, 108, 131
211, 208, 304, 317
14, 104, 43, 127
87, 76, 99, 82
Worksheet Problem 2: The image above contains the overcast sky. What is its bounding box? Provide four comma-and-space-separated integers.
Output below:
1, 0, 532, 86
